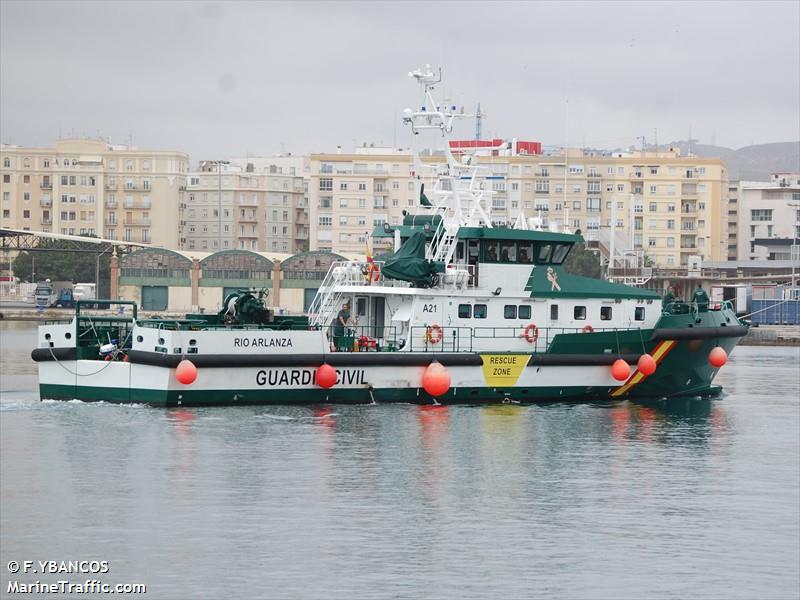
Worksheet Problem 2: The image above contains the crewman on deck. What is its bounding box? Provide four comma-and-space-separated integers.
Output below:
693, 285, 710, 313
662, 285, 675, 313
332, 302, 351, 350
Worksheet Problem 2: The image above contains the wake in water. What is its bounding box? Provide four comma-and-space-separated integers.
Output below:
255, 412, 340, 421
0, 398, 148, 412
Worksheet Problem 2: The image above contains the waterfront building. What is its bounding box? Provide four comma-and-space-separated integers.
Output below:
736, 174, 800, 261
308, 144, 729, 268
116, 247, 351, 313
182, 161, 305, 253
0, 139, 188, 247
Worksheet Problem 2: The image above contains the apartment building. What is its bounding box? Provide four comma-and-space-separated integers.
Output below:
736, 174, 800, 261
182, 161, 305, 253
308, 148, 418, 254
0, 139, 188, 247
726, 182, 739, 260
230, 155, 310, 252
308, 146, 729, 267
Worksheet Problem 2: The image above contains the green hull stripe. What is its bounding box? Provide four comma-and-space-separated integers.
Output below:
40, 383, 617, 406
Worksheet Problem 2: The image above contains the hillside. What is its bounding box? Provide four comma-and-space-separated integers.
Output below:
668, 141, 800, 181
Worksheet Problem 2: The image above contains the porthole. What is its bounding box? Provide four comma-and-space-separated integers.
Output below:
136, 335, 144, 342
158, 337, 165, 345
45, 333, 51, 340
65, 332, 71, 339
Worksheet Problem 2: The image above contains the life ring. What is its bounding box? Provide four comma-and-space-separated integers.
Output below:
426, 324, 443, 344
582, 324, 595, 333
522, 323, 539, 344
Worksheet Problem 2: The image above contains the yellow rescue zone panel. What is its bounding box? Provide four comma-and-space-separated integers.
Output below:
481, 354, 530, 386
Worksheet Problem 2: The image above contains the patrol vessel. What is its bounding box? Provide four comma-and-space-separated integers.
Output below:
32, 67, 748, 406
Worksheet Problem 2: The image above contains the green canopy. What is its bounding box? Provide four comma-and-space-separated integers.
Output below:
420, 183, 432, 207
381, 232, 438, 287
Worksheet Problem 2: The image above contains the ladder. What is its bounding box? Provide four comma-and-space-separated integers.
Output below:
428, 218, 459, 263
308, 264, 345, 328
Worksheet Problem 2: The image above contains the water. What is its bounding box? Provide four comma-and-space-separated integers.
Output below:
2, 321, 799, 599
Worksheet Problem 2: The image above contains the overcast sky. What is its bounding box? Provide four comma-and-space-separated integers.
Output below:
2, 1, 798, 162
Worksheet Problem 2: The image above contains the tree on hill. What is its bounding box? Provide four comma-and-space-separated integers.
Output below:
563, 240, 603, 279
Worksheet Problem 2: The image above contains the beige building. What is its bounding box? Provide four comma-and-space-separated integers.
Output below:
0, 139, 188, 247
308, 147, 729, 268
308, 149, 420, 254
726, 182, 739, 260
736, 174, 800, 261
229, 155, 310, 252
182, 161, 305, 253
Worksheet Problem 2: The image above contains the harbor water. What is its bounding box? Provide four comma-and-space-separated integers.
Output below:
1, 321, 799, 599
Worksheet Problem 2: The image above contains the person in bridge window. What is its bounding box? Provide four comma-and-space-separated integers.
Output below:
485, 243, 498, 262
500, 243, 516, 262
519, 247, 531, 263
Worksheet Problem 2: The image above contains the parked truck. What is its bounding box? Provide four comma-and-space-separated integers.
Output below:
34, 280, 75, 308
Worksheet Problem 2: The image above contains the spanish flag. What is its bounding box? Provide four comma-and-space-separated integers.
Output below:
365, 239, 374, 264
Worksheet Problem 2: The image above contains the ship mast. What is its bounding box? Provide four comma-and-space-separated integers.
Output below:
402, 65, 494, 254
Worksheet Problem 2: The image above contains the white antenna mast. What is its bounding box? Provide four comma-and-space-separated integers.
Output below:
402, 65, 495, 230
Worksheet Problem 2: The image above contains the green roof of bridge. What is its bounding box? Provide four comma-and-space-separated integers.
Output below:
524, 265, 660, 299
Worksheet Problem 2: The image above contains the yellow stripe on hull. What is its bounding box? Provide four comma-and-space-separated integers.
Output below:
611, 340, 677, 397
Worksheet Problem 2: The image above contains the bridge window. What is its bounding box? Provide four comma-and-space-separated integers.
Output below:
550, 305, 559, 320
537, 244, 553, 263
600, 306, 612, 320
500, 242, 516, 262
519, 305, 531, 320
574, 306, 586, 320
504, 305, 517, 319
518, 242, 533, 263
458, 304, 471, 318
474, 304, 487, 319
484, 241, 499, 262
635, 307, 645, 321
552, 244, 570, 264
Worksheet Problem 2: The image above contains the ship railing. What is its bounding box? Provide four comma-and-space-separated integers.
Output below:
137, 318, 313, 332
662, 300, 734, 317
404, 325, 658, 354
308, 260, 391, 328
407, 326, 474, 352
307, 261, 350, 327
137, 318, 216, 331
74, 301, 138, 359
326, 324, 400, 352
